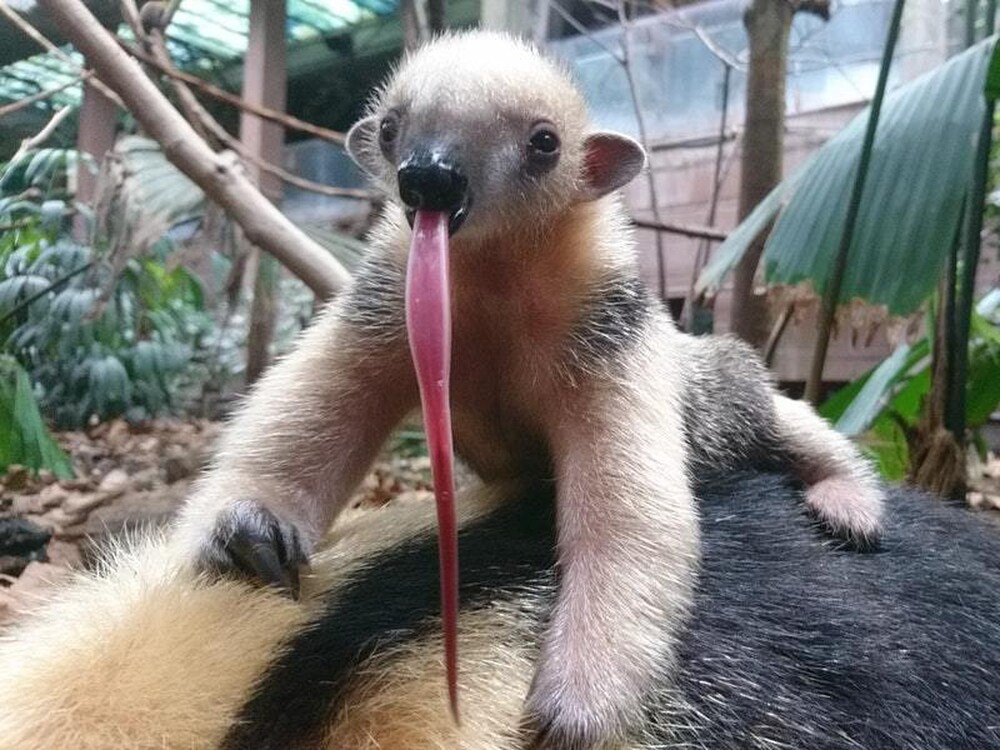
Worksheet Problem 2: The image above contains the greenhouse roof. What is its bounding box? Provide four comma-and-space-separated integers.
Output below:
162, 0, 396, 67
0, 0, 399, 126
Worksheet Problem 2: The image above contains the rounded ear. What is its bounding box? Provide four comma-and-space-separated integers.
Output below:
578, 132, 646, 201
345, 116, 381, 176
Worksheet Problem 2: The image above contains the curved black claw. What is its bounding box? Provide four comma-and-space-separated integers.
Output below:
198, 499, 309, 599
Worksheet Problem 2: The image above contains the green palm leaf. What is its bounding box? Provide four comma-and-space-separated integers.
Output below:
697, 38, 999, 316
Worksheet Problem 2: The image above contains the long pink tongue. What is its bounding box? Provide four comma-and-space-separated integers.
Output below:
405, 209, 459, 722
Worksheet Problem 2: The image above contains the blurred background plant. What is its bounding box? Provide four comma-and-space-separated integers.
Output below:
820, 289, 1000, 481
0, 138, 236, 471
0, 93, 366, 480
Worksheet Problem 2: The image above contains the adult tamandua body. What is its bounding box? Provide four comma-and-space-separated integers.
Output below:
172, 32, 883, 746
2, 475, 1000, 749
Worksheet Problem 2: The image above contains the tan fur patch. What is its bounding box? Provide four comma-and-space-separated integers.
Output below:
0, 540, 308, 750
322, 604, 537, 750
0, 484, 520, 750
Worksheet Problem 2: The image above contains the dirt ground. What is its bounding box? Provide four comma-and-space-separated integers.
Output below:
0, 419, 434, 625
1, 419, 998, 626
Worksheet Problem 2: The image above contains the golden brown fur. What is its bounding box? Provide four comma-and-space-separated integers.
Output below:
0, 542, 305, 750
323, 605, 539, 750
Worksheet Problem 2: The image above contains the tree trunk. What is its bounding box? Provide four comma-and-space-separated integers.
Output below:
241, 0, 286, 385
401, 0, 446, 50
908, 271, 966, 500
730, 0, 794, 347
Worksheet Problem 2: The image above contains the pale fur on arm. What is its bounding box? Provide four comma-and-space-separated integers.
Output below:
173, 301, 418, 557
529, 344, 700, 742
773, 394, 883, 543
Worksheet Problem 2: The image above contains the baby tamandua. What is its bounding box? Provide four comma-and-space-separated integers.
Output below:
173, 32, 883, 749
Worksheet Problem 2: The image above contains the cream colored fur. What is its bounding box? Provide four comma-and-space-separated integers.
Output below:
0, 540, 306, 750
324, 604, 540, 749
773, 395, 882, 541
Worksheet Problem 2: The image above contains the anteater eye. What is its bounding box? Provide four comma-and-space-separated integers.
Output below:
526, 122, 560, 175
379, 114, 400, 149
529, 125, 560, 155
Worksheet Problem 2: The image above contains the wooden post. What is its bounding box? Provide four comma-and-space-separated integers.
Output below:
74, 70, 116, 239
241, 0, 286, 385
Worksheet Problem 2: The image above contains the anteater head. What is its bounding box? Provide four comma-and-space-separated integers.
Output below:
346, 31, 646, 242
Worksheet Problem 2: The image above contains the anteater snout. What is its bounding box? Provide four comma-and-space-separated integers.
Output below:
397, 152, 468, 213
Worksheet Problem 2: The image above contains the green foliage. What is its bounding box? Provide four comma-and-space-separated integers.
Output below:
0, 148, 93, 197
0, 237, 212, 428
390, 429, 429, 458
0, 356, 73, 478
0, 133, 366, 474
821, 290, 1000, 479
697, 38, 999, 316
0, 145, 215, 431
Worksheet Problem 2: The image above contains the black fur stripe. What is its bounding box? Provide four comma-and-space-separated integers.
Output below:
222, 485, 558, 750
571, 275, 651, 368
340, 252, 406, 339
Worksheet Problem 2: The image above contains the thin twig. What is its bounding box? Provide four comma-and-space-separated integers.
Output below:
805, 0, 905, 403
138, 20, 372, 200
39, 0, 350, 298
0, 73, 90, 119
0, 0, 123, 107
631, 216, 727, 241
118, 0, 142, 34
118, 38, 347, 146
122, 0, 369, 199
11, 105, 75, 163
119, 0, 214, 142
688, 23, 744, 70
683, 62, 733, 330
161, 0, 183, 27
763, 301, 794, 367
618, 0, 668, 301
550, 0, 624, 62
0, 263, 93, 327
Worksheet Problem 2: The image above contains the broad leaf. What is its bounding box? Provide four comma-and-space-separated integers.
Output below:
834, 343, 916, 436
697, 38, 1000, 316
0, 356, 73, 478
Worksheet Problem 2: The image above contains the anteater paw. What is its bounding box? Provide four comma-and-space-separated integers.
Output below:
806, 477, 884, 550
519, 661, 629, 750
520, 710, 611, 750
197, 499, 309, 599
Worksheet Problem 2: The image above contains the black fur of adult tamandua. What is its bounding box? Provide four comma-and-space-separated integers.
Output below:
2, 474, 1000, 749
170, 31, 884, 746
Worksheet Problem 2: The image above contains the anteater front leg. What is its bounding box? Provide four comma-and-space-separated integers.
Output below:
772, 394, 884, 547
524, 377, 700, 748
172, 300, 418, 596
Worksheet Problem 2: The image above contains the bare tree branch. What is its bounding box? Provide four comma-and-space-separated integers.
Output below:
119, 39, 347, 147
126, 3, 373, 200
0, 73, 90, 119
689, 24, 743, 69
631, 217, 727, 241
550, 0, 675, 299
37, 0, 351, 299
617, 1, 668, 301
10, 105, 75, 163
550, 0, 624, 62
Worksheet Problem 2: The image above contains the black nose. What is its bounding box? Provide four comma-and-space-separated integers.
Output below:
397, 153, 467, 212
